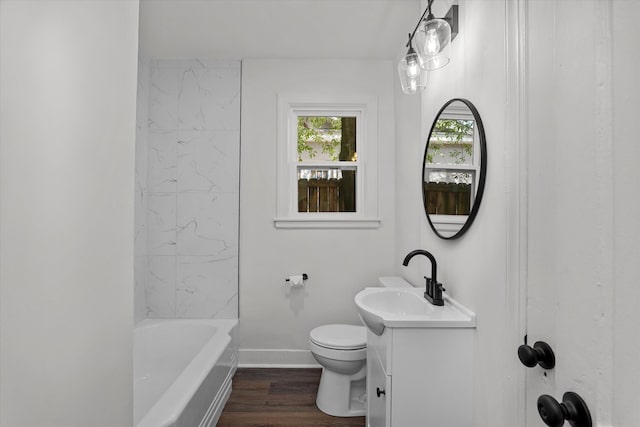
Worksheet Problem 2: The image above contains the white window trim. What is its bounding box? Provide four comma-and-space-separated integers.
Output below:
275, 94, 380, 229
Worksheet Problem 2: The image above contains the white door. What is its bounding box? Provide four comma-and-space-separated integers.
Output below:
523, 1, 640, 426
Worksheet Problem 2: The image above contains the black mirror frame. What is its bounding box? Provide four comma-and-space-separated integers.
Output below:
422, 98, 487, 240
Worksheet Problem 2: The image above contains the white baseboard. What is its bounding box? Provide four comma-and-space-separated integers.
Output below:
238, 348, 321, 368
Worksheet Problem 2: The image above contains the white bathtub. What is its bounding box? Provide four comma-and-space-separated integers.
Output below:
134, 319, 237, 427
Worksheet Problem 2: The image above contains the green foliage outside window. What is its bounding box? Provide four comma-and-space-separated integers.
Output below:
297, 116, 342, 161
427, 119, 475, 164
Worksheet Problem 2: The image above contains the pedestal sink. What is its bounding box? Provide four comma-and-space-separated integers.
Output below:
354, 282, 476, 335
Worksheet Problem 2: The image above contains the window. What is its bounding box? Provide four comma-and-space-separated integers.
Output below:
297, 115, 357, 213
275, 96, 379, 228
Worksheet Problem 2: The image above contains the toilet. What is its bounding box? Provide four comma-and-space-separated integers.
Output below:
309, 324, 367, 417
309, 278, 410, 417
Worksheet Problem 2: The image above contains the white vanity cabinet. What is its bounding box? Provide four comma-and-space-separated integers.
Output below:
366, 325, 474, 427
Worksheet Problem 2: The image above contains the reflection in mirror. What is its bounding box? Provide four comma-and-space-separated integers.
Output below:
423, 99, 486, 239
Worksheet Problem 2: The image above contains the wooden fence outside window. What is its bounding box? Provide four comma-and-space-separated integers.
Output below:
298, 174, 356, 213
423, 182, 472, 215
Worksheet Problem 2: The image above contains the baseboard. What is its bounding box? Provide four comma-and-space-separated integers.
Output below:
238, 348, 321, 368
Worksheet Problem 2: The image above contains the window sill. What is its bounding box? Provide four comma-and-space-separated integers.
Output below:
274, 217, 381, 229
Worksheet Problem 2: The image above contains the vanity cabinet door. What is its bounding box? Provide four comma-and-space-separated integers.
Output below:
367, 351, 391, 427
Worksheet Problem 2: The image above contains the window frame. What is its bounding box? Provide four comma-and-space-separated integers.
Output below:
275, 94, 380, 229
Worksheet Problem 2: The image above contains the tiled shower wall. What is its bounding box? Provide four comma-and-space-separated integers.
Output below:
134, 58, 150, 324
135, 59, 241, 321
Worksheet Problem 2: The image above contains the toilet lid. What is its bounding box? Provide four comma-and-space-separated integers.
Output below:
309, 324, 367, 350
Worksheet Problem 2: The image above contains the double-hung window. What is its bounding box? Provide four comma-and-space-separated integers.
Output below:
275, 95, 379, 228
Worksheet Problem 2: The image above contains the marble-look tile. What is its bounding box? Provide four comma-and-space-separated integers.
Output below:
135, 58, 150, 320
134, 188, 146, 257
152, 59, 240, 70
178, 65, 240, 131
147, 193, 177, 255
148, 130, 178, 193
176, 192, 239, 257
211, 294, 239, 319
150, 59, 188, 69
135, 57, 149, 253
146, 256, 176, 318
159, 58, 240, 70
177, 131, 240, 193
175, 256, 238, 318
135, 105, 148, 195
137, 59, 241, 321
149, 67, 179, 130
135, 137, 148, 258
135, 139, 148, 195
134, 255, 147, 324
136, 58, 150, 131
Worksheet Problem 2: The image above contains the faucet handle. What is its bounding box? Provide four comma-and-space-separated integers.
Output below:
423, 276, 433, 295
433, 281, 444, 298
424, 277, 445, 290
423, 277, 445, 306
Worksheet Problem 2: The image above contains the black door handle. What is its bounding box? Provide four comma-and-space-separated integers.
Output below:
537, 392, 592, 427
376, 387, 385, 397
518, 341, 555, 369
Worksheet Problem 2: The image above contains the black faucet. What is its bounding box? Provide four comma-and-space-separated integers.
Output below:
402, 249, 444, 306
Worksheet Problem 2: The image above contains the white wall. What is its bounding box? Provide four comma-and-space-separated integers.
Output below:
0, 1, 139, 426
395, 1, 521, 425
239, 59, 396, 365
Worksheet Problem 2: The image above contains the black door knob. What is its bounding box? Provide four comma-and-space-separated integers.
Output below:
518, 341, 555, 369
537, 392, 592, 427
376, 387, 385, 397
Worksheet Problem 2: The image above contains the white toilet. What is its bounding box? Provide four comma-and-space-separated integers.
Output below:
309, 278, 409, 417
309, 324, 367, 417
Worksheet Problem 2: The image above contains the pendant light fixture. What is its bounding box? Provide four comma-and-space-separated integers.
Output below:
414, 4, 452, 70
398, 33, 427, 94
397, 0, 459, 94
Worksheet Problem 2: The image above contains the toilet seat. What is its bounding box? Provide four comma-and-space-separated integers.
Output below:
309, 324, 366, 350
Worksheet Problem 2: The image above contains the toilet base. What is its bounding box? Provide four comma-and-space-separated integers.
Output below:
316, 366, 367, 417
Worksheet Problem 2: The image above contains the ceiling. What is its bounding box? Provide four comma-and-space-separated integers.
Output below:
138, 0, 421, 60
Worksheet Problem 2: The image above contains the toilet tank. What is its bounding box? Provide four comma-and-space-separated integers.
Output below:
377, 276, 414, 288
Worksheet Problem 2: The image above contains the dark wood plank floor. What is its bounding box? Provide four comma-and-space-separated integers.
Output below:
217, 368, 366, 427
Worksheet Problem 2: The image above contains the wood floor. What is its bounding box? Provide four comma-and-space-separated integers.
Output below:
217, 368, 366, 427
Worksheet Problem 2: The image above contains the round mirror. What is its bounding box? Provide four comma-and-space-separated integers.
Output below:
422, 98, 486, 239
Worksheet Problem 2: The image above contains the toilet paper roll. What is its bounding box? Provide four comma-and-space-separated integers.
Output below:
289, 275, 304, 287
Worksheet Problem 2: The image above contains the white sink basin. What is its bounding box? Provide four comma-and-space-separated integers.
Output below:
355, 285, 476, 335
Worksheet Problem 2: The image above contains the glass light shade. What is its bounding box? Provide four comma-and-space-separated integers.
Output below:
415, 17, 452, 70
397, 50, 427, 94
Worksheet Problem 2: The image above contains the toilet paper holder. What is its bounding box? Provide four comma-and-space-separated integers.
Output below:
285, 273, 308, 282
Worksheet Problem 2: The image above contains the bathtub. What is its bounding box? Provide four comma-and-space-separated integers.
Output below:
134, 319, 237, 427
